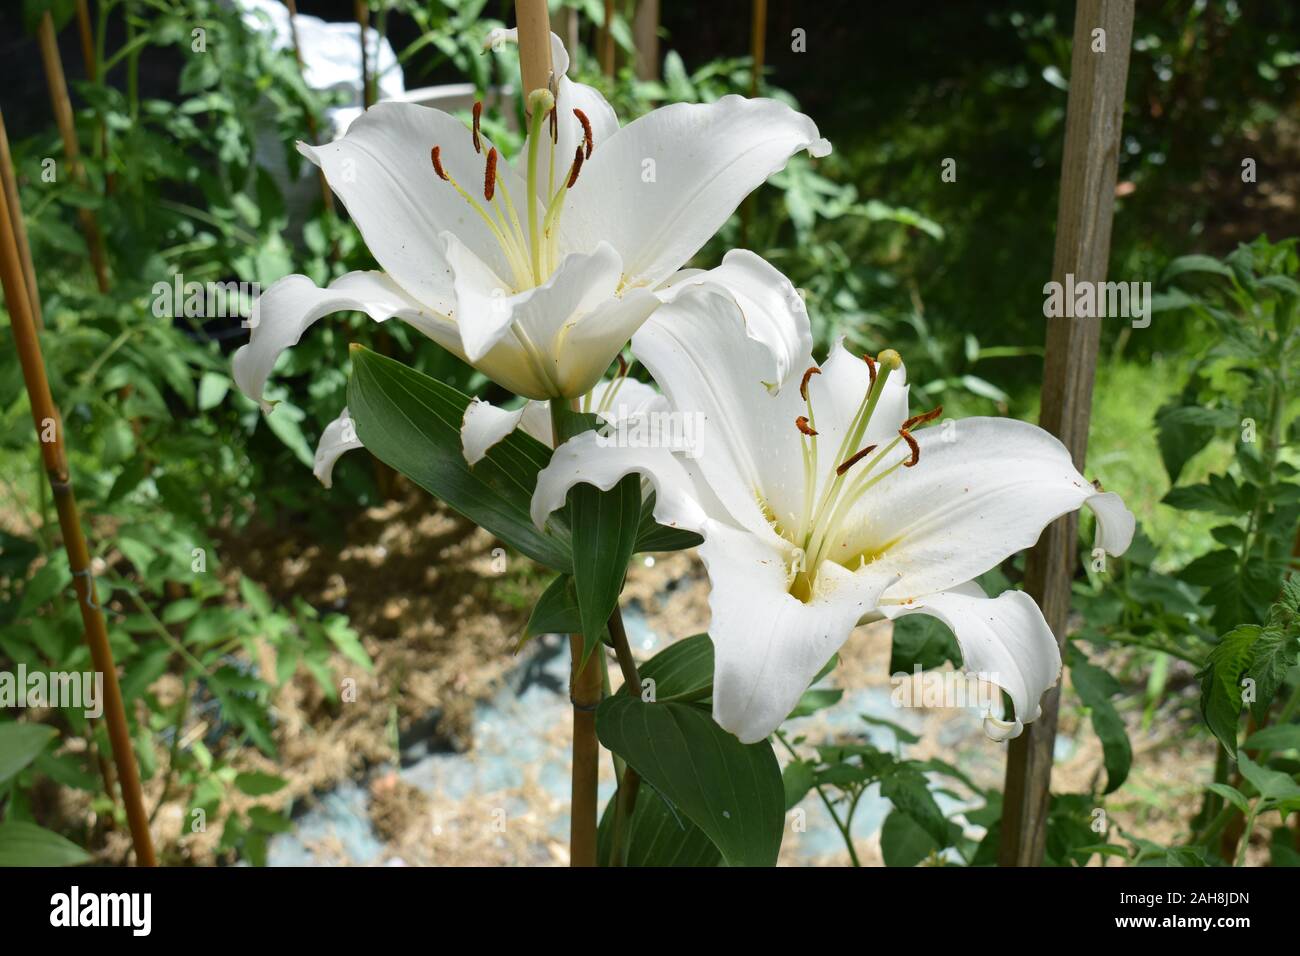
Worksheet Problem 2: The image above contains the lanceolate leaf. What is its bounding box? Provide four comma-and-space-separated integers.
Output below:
596, 785, 721, 867
348, 347, 572, 571
525, 574, 583, 638
1067, 645, 1132, 794
568, 474, 642, 664
595, 695, 784, 866
0, 822, 90, 867
635, 492, 703, 554
0, 723, 57, 785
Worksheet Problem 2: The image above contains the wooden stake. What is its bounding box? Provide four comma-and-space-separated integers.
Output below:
998, 0, 1134, 867
750, 0, 767, 97
36, 11, 109, 293
0, 110, 42, 329
0, 172, 156, 867
633, 0, 660, 82
516, 0, 554, 102
74, 0, 96, 77
600, 0, 616, 78
355, 1, 373, 110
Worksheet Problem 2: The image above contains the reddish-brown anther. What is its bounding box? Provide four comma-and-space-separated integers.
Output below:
567, 145, 585, 189
799, 366, 821, 401
573, 108, 594, 158
795, 416, 818, 437
835, 444, 879, 477
472, 101, 483, 153
899, 429, 921, 467
902, 404, 943, 430
484, 148, 498, 200
430, 146, 449, 181
863, 353, 878, 391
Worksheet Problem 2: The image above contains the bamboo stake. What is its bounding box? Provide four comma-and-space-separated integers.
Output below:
520, 0, 600, 866
633, 0, 659, 82
355, 1, 373, 110
0, 110, 42, 329
998, 0, 1134, 867
740, 0, 768, 245
74, 0, 96, 77
0, 175, 156, 867
36, 11, 109, 293
599, 0, 616, 78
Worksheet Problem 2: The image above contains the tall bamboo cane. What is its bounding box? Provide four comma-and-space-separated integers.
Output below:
0, 170, 156, 866
0, 111, 42, 329
36, 11, 110, 293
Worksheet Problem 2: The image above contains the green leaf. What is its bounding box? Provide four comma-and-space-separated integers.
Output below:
568, 473, 641, 664
595, 695, 784, 866
348, 347, 571, 570
634, 492, 703, 554
233, 771, 288, 796
1163, 254, 1236, 283
879, 764, 952, 848
1154, 404, 1230, 483
1243, 724, 1300, 752
0, 822, 90, 866
0, 722, 58, 784
782, 759, 816, 811
1237, 754, 1300, 804
889, 614, 962, 673
1205, 782, 1251, 815
880, 808, 938, 867
1243, 626, 1298, 723
1198, 625, 1258, 756
524, 574, 582, 637
197, 372, 230, 411
787, 687, 843, 719
1067, 646, 1132, 793
596, 786, 721, 867
637, 633, 714, 701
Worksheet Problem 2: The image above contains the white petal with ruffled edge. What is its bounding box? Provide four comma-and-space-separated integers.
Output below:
561, 95, 830, 288
881, 581, 1062, 741
656, 250, 814, 392
313, 407, 364, 488
232, 271, 457, 412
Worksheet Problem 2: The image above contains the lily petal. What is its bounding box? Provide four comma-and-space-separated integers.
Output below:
881, 582, 1061, 741
657, 250, 814, 391
832, 417, 1137, 598
314, 407, 364, 488
300, 101, 529, 310
633, 285, 807, 542
232, 271, 456, 412
562, 95, 830, 288
702, 521, 897, 744
531, 429, 714, 534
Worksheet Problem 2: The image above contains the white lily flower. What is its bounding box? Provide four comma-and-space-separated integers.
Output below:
232, 30, 829, 416
530, 284, 1135, 744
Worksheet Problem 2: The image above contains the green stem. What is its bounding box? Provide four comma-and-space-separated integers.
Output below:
776, 730, 860, 866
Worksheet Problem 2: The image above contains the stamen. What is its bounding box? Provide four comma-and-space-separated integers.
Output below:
799, 366, 821, 401
1091, 478, 1105, 492
549, 106, 558, 143
472, 102, 483, 154
902, 404, 943, 430
835, 444, 878, 477
573, 108, 594, 158
899, 429, 921, 467
484, 147, 498, 201
566, 145, 585, 189
862, 353, 877, 391
430, 146, 449, 181
616, 353, 628, 377
796, 416, 818, 437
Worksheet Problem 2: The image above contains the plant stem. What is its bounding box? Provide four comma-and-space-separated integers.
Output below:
776, 730, 860, 866
606, 607, 642, 866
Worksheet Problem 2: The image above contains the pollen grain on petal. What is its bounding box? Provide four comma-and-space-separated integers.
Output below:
835, 444, 878, 476
472, 101, 483, 153
902, 404, 943, 430
430, 146, 449, 181
899, 429, 921, 467
799, 365, 821, 401
795, 415, 818, 437
573, 108, 594, 158
484, 147, 498, 200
